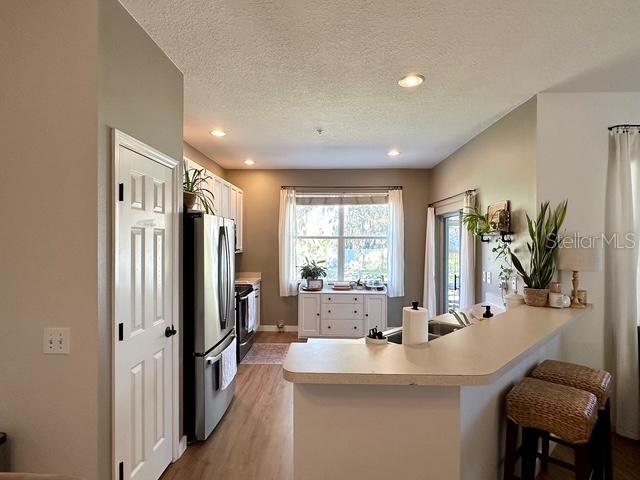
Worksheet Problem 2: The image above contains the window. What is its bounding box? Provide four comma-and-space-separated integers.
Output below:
295, 200, 389, 282
439, 211, 462, 313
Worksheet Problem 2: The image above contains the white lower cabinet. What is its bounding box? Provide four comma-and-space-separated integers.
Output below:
364, 294, 387, 333
298, 294, 321, 337
298, 288, 387, 338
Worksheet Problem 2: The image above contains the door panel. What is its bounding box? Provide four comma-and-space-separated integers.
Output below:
116, 142, 174, 480
442, 213, 462, 313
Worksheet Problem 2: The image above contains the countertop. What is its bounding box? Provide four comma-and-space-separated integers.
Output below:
236, 272, 261, 285
283, 305, 591, 386
298, 285, 387, 295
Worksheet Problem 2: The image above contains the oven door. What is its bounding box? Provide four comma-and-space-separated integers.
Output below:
236, 289, 255, 361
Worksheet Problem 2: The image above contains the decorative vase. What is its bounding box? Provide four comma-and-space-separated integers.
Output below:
523, 287, 549, 307
183, 191, 197, 209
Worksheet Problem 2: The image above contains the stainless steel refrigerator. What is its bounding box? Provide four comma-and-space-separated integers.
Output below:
184, 212, 236, 441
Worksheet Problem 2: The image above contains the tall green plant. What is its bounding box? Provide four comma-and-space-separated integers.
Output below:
510, 200, 568, 289
184, 168, 215, 214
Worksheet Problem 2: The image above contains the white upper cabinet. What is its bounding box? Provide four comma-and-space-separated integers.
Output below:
183, 157, 244, 252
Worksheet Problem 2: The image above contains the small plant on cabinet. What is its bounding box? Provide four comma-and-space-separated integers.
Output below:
183, 168, 215, 213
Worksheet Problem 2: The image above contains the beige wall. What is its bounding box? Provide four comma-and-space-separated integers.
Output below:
537, 92, 640, 372
0, 1, 183, 478
225, 169, 431, 327
0, 1, 100, 476
183, 141, 226, 178
429, 97, 538, 303
98, 0, 184, 477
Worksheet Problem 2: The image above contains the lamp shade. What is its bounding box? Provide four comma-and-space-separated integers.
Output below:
557, 245, 603, 272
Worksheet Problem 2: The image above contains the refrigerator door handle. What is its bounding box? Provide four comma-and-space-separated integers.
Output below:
218, 225, 227, 329
225, 226, 234, 324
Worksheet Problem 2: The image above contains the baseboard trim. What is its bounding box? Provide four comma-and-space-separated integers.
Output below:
258, 325, 298, 332
176, 435, 187, 460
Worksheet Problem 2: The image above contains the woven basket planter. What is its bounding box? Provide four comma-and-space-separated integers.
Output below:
523, 287, 549, 307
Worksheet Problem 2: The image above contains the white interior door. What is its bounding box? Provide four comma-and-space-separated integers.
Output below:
114, 132, 178, 480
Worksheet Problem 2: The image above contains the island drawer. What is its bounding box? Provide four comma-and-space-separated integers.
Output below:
320, 319, 364, 336
322, 294, 363, 304
322, 304, 364, 319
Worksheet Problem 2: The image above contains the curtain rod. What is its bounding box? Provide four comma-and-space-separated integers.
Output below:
428, 188, 477, 207
281, 185, 402, 190
608, 124, 640, 131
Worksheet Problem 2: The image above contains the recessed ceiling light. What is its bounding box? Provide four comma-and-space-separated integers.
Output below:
398, 74, 424, 88
244, 158, 255, 166
387, 149, 400, 157
210, 129, 226, 137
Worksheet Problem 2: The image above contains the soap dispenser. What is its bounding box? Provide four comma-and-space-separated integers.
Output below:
482, 305, 493, 319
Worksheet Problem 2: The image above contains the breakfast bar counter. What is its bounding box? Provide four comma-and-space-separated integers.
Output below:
283, 305, 591, 480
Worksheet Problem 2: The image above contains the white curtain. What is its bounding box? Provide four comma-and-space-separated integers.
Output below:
459, 192, 476, 309
278, 188, 298, 296
387, 189, 404, 297
606, 127, 640, 439
423, 207, 437, 316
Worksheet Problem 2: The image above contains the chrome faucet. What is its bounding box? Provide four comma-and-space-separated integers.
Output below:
448, 308, 471, 327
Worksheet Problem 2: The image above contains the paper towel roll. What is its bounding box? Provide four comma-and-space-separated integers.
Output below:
402, 304, 430, 345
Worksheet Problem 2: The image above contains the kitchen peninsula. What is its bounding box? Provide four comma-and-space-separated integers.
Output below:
283, 305, 591, 480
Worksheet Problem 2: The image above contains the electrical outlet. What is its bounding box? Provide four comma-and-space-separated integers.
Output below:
486, 271, 492, 284
511, 277, 517, 291
43, 328, 70, 354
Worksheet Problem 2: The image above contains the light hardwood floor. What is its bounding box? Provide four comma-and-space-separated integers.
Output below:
163, 331, 640, 480
161, 332, 298, 480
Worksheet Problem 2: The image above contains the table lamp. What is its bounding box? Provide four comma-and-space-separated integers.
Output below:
557, 244, 602, 308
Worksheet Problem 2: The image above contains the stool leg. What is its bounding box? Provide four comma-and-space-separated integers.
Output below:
521, 428, 538, 480
575, 441, 593, 480
540, 432, 550, 473
593, 411, 605, 480
503, 418, 518, 480
602, 400, 613, 480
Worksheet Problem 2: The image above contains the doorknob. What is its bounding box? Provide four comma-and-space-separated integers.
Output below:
165, 326, 177, 337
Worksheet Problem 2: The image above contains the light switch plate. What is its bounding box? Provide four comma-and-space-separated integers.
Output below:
486, 271, 492, 284
43, 328, 70, 354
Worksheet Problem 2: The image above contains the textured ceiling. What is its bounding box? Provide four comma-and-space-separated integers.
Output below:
120, 0, 640, 169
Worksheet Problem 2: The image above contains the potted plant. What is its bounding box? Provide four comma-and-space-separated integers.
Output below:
462, 207, 492, 236
300, 257, 327, 290
510, 200, 567, 307
183, 168, 215, 213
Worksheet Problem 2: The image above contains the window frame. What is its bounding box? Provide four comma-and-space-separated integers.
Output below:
295, 202, 389, 282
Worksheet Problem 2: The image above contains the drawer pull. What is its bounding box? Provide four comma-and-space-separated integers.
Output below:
354, 310, 357, 313
328, 297, 331, 300
327, 325, 331, 329
328, 310, 331, 313
365, 313, 369, 317
353, 326, 357, 330
316, 313, 320, 316
354, 298, 357, 301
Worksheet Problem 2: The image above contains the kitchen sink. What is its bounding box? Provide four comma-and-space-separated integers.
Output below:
383, 321, 462, 345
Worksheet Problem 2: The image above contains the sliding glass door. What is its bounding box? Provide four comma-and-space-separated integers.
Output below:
441, 212, 462, 313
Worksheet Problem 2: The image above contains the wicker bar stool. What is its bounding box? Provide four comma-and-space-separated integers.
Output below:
531, 360, 613, 479
504, 377, 598, 480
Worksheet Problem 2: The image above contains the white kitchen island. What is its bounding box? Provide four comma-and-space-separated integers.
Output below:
283, 305, 591, 480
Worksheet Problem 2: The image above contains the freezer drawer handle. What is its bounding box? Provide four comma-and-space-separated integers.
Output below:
205, 335, 236, 365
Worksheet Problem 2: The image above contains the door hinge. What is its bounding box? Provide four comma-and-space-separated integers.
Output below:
118, 323, 124, 341
118, 183, 124, 202
118, 461, 124, 480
